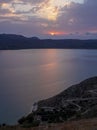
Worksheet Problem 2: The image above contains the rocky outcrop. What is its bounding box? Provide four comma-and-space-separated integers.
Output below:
18, 77, 97, 126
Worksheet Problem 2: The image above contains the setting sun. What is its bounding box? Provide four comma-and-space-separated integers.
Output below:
50, 32, 55, 36
49, 31, 65, 36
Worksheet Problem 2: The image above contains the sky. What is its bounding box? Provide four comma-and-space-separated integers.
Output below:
0, 0, 97, 39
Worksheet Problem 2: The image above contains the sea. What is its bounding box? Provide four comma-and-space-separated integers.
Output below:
0, 49, 97, 124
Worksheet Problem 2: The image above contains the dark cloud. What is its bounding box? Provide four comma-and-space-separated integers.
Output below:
0, 0, 12, 4
0, 17, 48, 37
57, 0, 97, 33
0, 9, 11, 15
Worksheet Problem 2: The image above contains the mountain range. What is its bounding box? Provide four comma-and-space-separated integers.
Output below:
0, 34, 97, 49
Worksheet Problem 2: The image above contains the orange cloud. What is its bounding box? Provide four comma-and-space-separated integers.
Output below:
35, 0, 59, 21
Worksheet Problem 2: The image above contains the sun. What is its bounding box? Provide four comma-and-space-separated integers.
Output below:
50, 32, 55, 36
49, 31, 65, 36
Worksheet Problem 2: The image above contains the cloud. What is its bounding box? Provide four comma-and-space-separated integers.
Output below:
0, 0, 60, 21
57, 0, 97, 33
0, 0, 12, 3
0, 0, 97, 39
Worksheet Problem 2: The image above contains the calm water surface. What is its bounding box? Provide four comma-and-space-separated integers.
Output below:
0, 49, 97, 124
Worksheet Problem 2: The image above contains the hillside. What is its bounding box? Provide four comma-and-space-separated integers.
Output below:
1, 118, 97, 130
0, 34, 97, 49
37, 77, 97, 120
18, 77, 97, 127
1, 77, 97, 129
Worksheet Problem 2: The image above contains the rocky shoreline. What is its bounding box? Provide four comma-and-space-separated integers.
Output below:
18, 76, 97, 127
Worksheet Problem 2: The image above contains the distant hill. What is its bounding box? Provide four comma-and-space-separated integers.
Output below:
0, 34, 97, 49
18, 77, 97, 127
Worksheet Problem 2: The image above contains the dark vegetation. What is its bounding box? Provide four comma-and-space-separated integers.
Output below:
0, 34, 97, 50
18, 77, 97, 127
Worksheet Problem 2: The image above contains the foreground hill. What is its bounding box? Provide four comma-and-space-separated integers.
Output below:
1, 77, 97, 130
1, 118, 97, 130
0, 34, 97, 49
18, 77, 97, 127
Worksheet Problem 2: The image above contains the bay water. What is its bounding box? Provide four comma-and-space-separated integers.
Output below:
0, 49, 97, 124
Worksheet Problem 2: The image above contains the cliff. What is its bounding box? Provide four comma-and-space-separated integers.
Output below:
18, 76, 97, 127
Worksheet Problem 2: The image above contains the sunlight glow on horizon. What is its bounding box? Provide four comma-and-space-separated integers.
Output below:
48, 31, 66, 36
